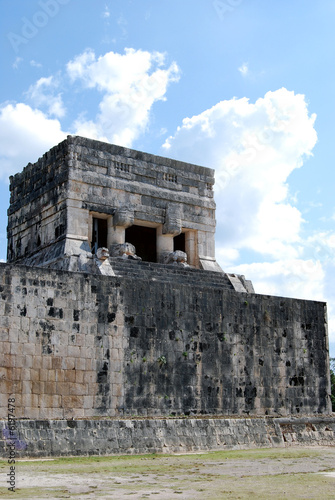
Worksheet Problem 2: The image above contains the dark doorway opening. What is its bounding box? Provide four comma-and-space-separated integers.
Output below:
92, 218, 108, 254
125, 225, 157, 262
174, 232, 185, 253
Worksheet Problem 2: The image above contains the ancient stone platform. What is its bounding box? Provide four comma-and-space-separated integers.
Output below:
1, 416, 334, 458
1, 135, 333, 459
0, 262, 331, 422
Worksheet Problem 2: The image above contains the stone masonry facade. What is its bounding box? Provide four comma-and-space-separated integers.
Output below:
7, 135, 227, 274
0, 261, 331, 420
0, 136, 332, 457
2, 416, 335, 458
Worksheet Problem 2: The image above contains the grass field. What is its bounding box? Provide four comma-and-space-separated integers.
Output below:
1, 446, 334, 499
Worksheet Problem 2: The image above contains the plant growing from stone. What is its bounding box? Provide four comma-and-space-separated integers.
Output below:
157, 355, 167, 366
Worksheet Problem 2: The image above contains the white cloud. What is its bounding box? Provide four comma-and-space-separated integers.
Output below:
12, 57, 23, 69
26, 76, 66, 118
226, 258, 325, 300
163, 88, 332, 337
216, 247, 240, 265
238, 62, 249, 77
30, 60, 43, 68
0, 103, 66, 180
67, 48, 180, 146
0, 47, 179, 179
103, 5, 111, 18
164, 88, 317, 260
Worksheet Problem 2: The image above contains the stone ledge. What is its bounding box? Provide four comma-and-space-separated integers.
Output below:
1, 415, 334, 458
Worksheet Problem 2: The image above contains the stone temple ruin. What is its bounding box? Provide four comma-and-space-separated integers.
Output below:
0, 135, 333, 457
7, 135, 253, 292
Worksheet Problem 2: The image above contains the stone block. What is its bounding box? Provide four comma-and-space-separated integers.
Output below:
21, 380, 32, 393
23, 343, 36, 356
39, 394, 61, 407
75, 371, 84, 384
22, 393, 39, 407
63, 370, 76, 383
0, 330, 9, 342
44, 382, 57, 395
62, 395, 84, 409
69, 383, 86, 396
56, 382, 70, 396
39, 407, 64, 419
2, 342, 11, 354
62, 358, 75, 370
64, 408, 85, 418
32, 381, 44, 394
83, 371, 96, 384
39, 369, 49, 382
30, 369, 40, 382
67, 346, 81, 357
85, 358, 93, 371
83, 396, 94, 409
75, 358, 86, 371
52, 358, 62, 370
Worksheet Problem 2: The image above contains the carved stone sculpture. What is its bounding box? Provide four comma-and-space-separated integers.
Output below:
110, 242, 142, 260
164, 250, 189, 267
96, 247, 110, 260
163, 205, 182, 235
113, 206, 134, 227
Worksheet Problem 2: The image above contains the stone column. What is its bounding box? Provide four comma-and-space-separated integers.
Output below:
158, 205, 182, 263
109, 206, 134, 250
156, 226, 174, 263
185, 230, 197, 268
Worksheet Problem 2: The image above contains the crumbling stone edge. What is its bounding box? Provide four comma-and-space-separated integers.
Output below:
1, 415, 334, 458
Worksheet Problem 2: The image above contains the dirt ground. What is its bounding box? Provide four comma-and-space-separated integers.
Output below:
1, 446, 335, 499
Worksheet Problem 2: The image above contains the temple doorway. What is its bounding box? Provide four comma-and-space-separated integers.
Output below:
125, 225, 157, 262
173, 232, 185, 253
92, 218, 108, 254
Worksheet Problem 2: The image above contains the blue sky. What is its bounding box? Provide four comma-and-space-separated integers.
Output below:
1, 0, 335, 356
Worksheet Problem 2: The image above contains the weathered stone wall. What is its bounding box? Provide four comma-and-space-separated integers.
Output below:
1, 416, 334, 458
7, 141, 69, 264
0, 262, 331, 420
7, 136, 218, 270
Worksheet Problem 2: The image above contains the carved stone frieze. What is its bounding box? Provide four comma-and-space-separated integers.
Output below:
113, 206, 134, 228
163, 205, 182, 235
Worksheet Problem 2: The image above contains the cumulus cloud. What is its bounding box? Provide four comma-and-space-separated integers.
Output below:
26, 76, 66, 118
162, 89, 333, 337
227, 259, 325, 300
0, 103, 66, 180
0, 47, 179, 178
67, 48, 180, 146
163, 88, 317, 261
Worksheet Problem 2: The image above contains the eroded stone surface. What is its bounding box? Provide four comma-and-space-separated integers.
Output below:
0, 263, 331, 422
7, 135, 219, 272
1, 136, 332, 460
